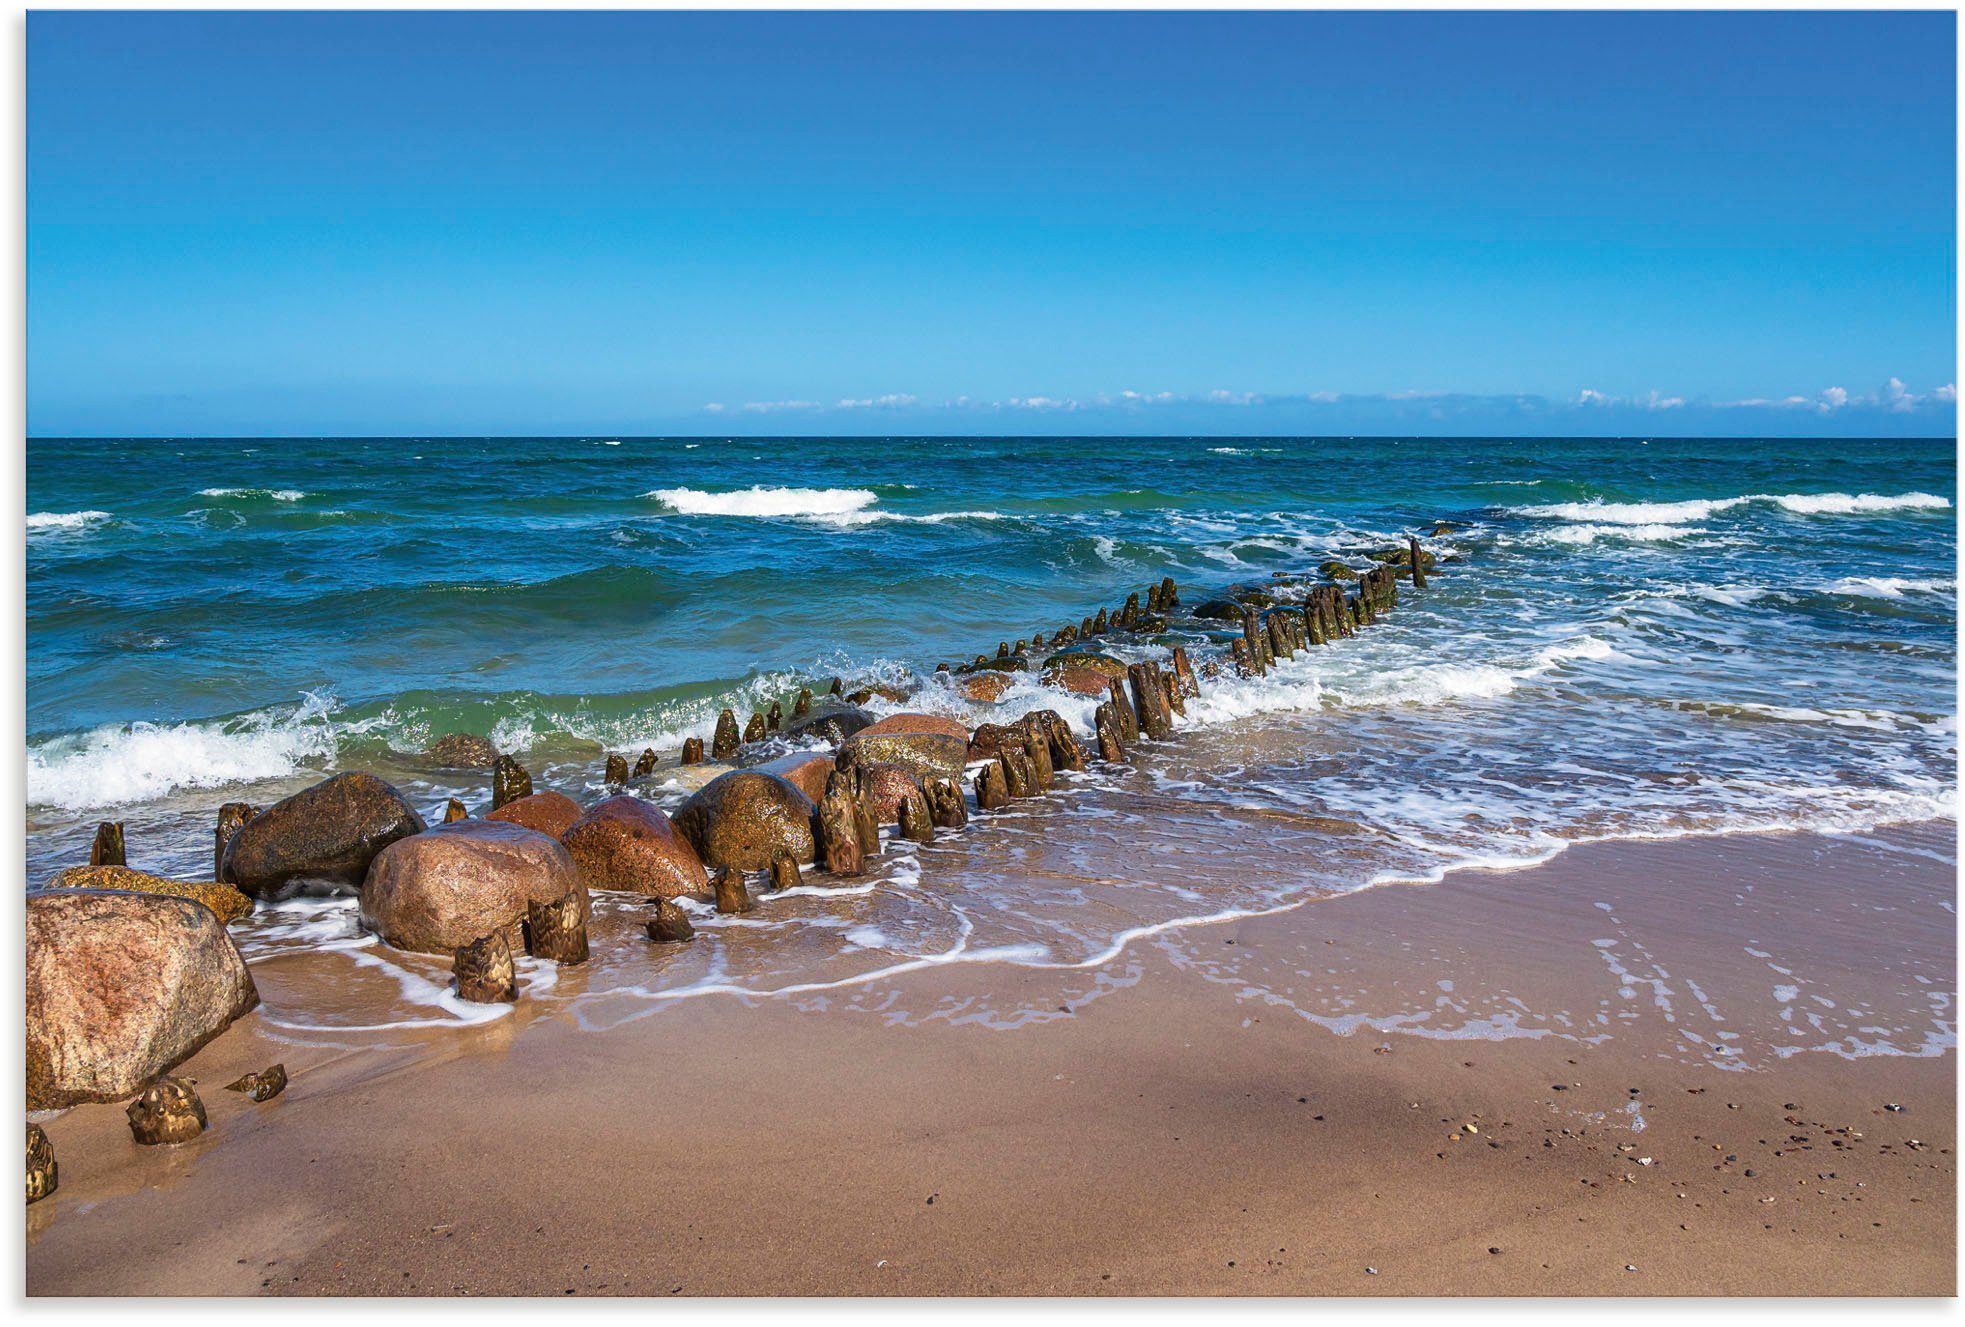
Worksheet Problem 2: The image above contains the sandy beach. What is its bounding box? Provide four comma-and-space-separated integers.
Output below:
27, 821, 1953, 1297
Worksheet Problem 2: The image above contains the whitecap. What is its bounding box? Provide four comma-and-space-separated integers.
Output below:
26, 510, 111, 531
645, 485, 878, 519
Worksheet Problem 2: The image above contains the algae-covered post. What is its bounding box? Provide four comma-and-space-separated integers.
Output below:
525, 889, 590, 965
491, 756, 532, 811
89, 821, 125, 867
1410, 535, 1429, 588
712, 709, 740, 759
453, 931, 517, 1003
604, 753, 629, 788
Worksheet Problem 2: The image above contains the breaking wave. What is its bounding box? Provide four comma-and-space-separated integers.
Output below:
646, 486, 878, 519
26, 510, 111, 531
1515, 491, 1951, 525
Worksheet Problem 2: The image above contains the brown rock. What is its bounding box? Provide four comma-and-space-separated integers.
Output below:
486, 790, 583, 839
126, 1076, 206, 1145
453, 930, 517, 1003
960, 671, 1014, 703
632, 747, 658, 779
491, 755, 533, 810
559, 795, 709, 899
854, 761, 927, 825
26, 890, 259, 1110
443, 798, 469, 823
222, 772, 426, 898
681, 735, 706, 765
426, 732, 499, 768
743, 712, 766, 744
360, 819, 584, 956
754, 751, 837, 803
605, 752, 631, 786
769, 853, 803, 892
780, 705, 874, 745
671, 770, 818, 871
897, 788, 936, 844
793, 688, 813, 717
1045, 666, 1116, 698
840, 713, 970, 781
43, 864, 252, 925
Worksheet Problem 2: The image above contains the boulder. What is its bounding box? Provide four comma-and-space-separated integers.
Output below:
1319, 560, 1359, 582
671, 771, 817, 871
753, 751, 836, 803
659, 760, 739, 794
223, 772, 426, 898
855, 761, 926, 825
959, 671, 1014, 703
559, 795, 709, 899
26, 890, 259, 1110
1045, 666, 1119, 698
840, 715, 970, 781
779, 706, 874, 745
486, 790, 584, 839
1043, 650, 1130, 679
954, 654, 1029, 676
425, 733, 498, 768
360, 820, 584, 956
43, 865, 252, 925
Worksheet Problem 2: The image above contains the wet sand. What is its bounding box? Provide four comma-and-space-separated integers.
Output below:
27, 823, 1955, 1296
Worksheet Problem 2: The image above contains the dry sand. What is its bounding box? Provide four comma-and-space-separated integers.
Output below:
26, 823, 1955, 1296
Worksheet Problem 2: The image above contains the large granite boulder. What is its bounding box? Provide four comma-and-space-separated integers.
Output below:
360, 820, 583, 956
43, 865, 252, 925
27, 890, 259, 1110
752, 751, 836, 803
559, 795, 709, 899
839, 713, 969, 781
1044, 666, 1120, 698
671, 771, 817, 871
223, 772, 426, 898
486, 790, 583, 839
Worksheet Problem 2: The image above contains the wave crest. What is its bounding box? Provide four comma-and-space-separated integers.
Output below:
646, 486, 877, 518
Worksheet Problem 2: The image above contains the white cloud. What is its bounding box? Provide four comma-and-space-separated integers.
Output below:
1007, 396, 1075, 410
836, 394, 918, 409
737, 400, 821, 414
1937, 383, 1958, 402
1819, 386, 1850, 411
1577, 388, 1614, 406
1206, 389, 1261, 405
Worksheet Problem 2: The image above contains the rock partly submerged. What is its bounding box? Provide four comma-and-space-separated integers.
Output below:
671, 770, 817, 871
360, 819, 584, 956
26, 890, 259, 1110
223, 772, 426, 898
485, 790, 584, 840
43, 864, 253, 924
559, 794, 709, 899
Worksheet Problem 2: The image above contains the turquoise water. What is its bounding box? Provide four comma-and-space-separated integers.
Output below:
24, 435, 1959, 1036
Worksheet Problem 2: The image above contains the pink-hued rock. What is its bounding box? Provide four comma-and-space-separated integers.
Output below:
26, 890, 259, 1110
857, 713, 970, 741
223, 771, 426, 897
753, 752, 837, 803
361, 820, 583, 956
486, 791, 584, 839
559, 795, 710, 899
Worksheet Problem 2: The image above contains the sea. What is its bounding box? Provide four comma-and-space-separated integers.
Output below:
24, 435, 1959, 1051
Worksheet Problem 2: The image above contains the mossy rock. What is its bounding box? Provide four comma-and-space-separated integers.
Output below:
43, 865, 253, 925
1191, 597, 1245, 622
1041, 650, 1129, 681
955, 654, 1030, 675
1229, 588, 1276, 608
1318, 560, 1359, 581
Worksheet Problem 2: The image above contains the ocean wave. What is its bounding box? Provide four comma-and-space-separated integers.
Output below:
1540, 523, 1705, 546
1328, 636, 1614, 708
808, 509, 1007, 529
198, 487, 307, 501
1514, 491, 1952, 525
645, 485, 877, 519
26, 509, 111, 531
1823, 576, 1957, 599
27, 693, 341, 811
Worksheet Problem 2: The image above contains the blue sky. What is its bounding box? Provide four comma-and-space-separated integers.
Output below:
28, 10, 1957, 437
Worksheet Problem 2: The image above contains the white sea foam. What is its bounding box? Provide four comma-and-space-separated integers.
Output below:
26, 510, 111, 531
646, 485, 878, 519
807, 508, 1006, 529
27, 694, 340, 811
1515, 491, 1951, 525
198, 487, 306, 501
1540, 523, 1703, 546
1824, 575, 1957, 599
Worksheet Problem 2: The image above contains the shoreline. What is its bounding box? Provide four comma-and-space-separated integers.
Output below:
27, 820, 1955, 1296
